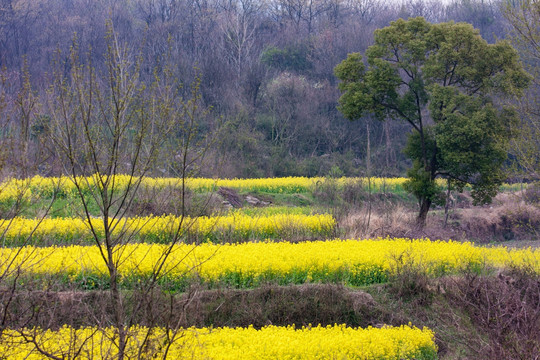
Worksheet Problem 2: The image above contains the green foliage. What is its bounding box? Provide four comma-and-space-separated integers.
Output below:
334, 53, 372, 120
404, 160, 445, 207
261, 45, 312, 72
431, 88, 518, 204
335, 17, 530, 224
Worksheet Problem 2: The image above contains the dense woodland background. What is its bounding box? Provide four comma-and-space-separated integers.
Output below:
0, 0, 536, 178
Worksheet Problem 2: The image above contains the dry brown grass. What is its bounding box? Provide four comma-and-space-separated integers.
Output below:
458, 193, 540, 242
340, 205, 416, 239
338, 191, 539, 243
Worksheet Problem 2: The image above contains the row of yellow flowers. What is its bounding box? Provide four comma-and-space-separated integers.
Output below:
0, 213, 336, 246
0, 324, 437, 359
3, 238, 538, 289
0, 175, 410, 200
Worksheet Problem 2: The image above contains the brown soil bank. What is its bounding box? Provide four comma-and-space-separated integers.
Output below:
0, 284, 384, 330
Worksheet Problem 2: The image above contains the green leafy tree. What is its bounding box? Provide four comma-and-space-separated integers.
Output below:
335, 17, 530, 227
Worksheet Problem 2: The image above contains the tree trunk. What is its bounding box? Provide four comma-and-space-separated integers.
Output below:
416, 197, 431, 229
109, 264, 126, 360
365, 121, 371, 230
384, 122, 392, 168
444, 178, 451, 228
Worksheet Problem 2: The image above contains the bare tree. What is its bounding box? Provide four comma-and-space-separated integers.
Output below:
504, 0, 540, 182
0, 65, 62, 355
41, 23, 218, 359
217, 0, 260, 83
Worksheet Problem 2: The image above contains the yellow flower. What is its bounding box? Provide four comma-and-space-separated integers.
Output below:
0, 324, 437, 359
2, 238, 538, 286
0, 213, 336, 245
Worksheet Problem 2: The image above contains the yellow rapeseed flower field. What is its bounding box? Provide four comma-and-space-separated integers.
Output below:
0, 213, 336, 246
0, 175, 409, 200
3, 238, 538, 288
0, 324, 437, 359
0, 175, 523, 204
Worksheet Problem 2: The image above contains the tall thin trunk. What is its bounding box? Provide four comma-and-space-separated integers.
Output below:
366, 120, 371, 177
366, 121, 372, 230
104, 203, 126, 359
109, 261, 126, 360
444, 178, 451, 228
385, 122, 391, 168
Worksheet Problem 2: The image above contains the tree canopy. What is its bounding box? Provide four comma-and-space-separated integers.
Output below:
334, 17, 530, 226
